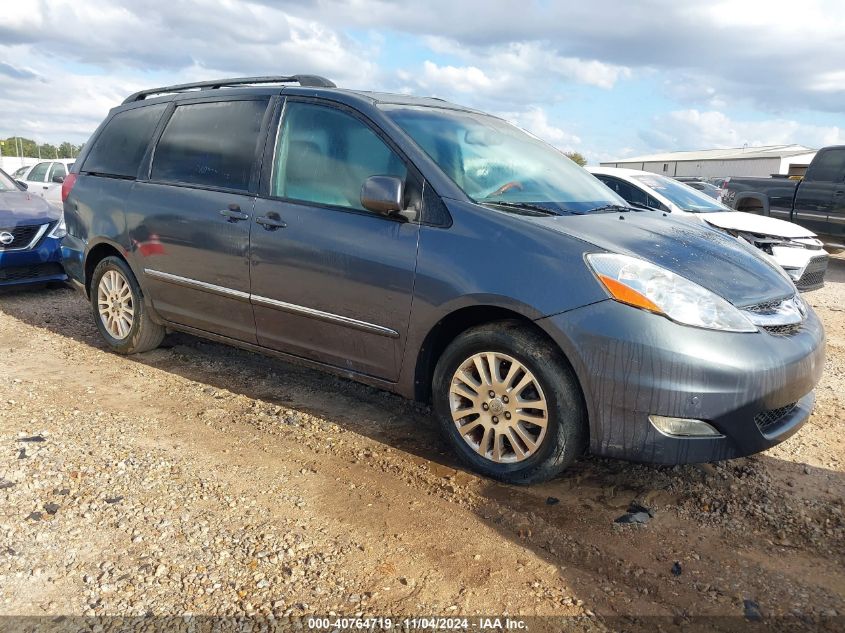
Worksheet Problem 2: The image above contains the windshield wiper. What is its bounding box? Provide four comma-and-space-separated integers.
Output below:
586, 204, 639, 214
480, 201, 562, 216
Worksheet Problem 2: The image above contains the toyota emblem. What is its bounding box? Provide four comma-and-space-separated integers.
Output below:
0, 231, 14, 246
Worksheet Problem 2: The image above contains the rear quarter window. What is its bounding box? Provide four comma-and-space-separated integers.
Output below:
151, 99, 268, 192
83, 104, 167, 178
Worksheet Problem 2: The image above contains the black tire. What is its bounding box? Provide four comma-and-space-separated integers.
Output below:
90, 256, 164, 354
432, 321, 587, 484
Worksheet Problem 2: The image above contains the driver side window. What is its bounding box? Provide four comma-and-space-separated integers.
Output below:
27, 162, 50, 182
599, 176, 648, 206
272, 102, 408, 212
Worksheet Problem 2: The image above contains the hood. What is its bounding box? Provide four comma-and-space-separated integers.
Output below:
532, 210, 796, 308
703, 211, 816, 239
0, 191, 58, 226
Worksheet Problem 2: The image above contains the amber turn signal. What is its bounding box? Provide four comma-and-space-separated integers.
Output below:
596, 274, 664, 315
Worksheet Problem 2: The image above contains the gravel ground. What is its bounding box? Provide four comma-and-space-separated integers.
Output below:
0, 258, 843, 630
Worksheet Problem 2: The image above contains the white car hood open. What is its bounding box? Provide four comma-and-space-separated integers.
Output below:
703, 211, 816, 239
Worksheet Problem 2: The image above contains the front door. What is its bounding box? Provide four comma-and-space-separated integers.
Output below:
129, 97, 271, 343
250, 100, 420, 381
24, 161, 51, 199
794, 147, 845, 240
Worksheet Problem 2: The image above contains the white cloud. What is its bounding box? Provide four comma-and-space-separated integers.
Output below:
409, 42, 630, 96
639, 109, 845, 152
1, 0, 844, 154
0, 2, 381, 143
490, 44, 630, 90
418, 62, 493, 93
500, 107, 582, 152
290, 0, 845, 112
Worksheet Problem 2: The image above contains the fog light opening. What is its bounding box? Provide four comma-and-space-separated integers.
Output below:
649, 415, 724, 438
782, 267, 802, 281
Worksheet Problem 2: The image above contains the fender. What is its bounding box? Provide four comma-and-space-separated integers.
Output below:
733, 192, 770, 216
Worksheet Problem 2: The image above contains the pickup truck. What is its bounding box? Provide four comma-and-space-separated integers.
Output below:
721, 145, 845, 252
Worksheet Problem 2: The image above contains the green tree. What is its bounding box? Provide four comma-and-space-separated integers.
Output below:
58, 142, 77, 158
1, 137, 83, 158
2, 137, 36, 158
40, 143, 58, 159
564, 151, 587, 167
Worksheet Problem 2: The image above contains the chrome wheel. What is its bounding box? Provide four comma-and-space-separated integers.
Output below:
97, 269, 134, 340
449, 352, 549, 464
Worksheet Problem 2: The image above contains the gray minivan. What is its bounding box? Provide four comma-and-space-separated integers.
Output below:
61, 76, 824, 483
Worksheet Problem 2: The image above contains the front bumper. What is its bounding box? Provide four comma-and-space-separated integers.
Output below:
771, 246, 828, 292
61, 233, 86, 293
537, 299, 825, 464
0, 235, 66, 287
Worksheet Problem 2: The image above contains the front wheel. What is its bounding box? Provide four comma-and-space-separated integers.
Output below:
90, 256, 164, 354
432, 321, 587, 484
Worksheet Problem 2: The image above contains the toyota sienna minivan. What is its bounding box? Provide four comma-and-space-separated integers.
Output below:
61, 75, 825, 483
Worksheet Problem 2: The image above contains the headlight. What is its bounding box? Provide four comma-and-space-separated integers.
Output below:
48, 214, 67, 239
586, 253, 757, 333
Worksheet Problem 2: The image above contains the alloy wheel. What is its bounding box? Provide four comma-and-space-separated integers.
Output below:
97, 269, 135, 340
449, 352, 549, 463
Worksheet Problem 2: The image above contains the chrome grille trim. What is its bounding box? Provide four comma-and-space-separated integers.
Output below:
742, 295, 806, 327
0, 223, 49, 252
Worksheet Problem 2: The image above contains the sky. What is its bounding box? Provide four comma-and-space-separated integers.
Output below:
1, 0, 844, 163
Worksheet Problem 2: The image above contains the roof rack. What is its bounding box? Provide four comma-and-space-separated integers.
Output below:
122, 75, 336, 104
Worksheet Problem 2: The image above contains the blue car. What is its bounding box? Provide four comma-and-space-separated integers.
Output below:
0, 168, 67, 287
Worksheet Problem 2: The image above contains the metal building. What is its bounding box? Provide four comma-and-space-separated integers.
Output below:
600, 144, 817, 178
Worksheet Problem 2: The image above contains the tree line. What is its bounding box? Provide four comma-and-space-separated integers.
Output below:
0, 137, 84, 159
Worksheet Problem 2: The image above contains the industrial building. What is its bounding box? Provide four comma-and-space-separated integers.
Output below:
600, 144, 817, 178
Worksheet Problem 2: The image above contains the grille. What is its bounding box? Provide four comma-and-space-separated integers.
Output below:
754, 402, 798, 432
0, 263, 64, 283
745, 298, 782, 313
764, 323, 801, 336
795, 256, 828, 292
0, 225, 44, 250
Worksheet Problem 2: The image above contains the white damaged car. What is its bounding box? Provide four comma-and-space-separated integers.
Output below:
588, 166, 828, 291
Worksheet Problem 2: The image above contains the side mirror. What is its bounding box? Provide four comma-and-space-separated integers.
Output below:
52, 175, 65, 184
15, 180, 28, 190
361, 175, 406, 217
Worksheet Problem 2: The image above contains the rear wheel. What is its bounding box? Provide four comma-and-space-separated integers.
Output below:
432, 321, 587, 483
90, 256, 164, 354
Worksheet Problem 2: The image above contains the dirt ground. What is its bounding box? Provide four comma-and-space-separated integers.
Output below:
0, 258, 843, 631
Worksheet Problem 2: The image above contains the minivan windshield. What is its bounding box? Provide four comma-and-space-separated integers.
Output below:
383, 105, 627, 215
632, 174, 726, 213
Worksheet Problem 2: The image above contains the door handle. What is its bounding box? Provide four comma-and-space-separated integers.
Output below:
256, 214, 287, 230
219, 204, 249, 222
834, 190, 844, 196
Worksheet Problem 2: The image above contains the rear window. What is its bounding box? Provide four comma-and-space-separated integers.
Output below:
632, 174, 725, 213
83, 104, 166, 178
151, 99, 268, 192
806, 149, 845, 182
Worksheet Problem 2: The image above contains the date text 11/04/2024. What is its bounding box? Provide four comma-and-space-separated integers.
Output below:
307, 617, 528, 630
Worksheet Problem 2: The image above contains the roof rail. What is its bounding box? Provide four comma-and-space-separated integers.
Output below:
122, 75, 336, 104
